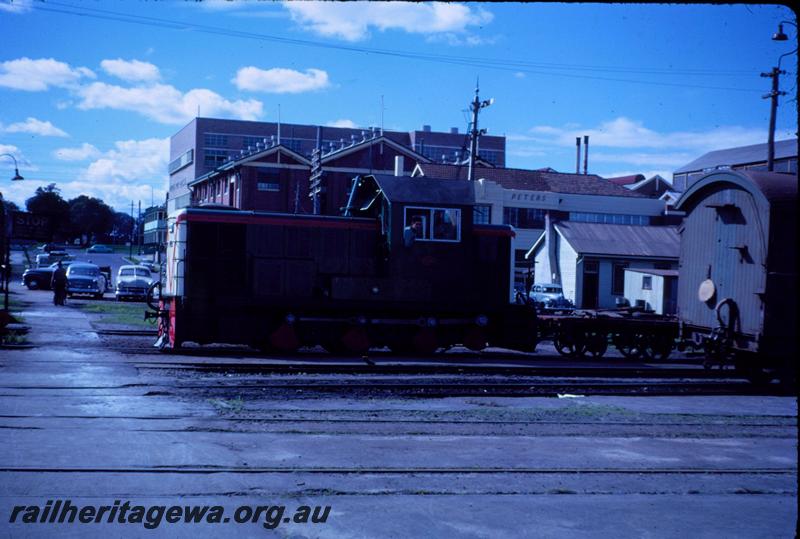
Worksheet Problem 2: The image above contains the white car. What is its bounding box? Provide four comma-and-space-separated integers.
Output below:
115, 265, 155, 301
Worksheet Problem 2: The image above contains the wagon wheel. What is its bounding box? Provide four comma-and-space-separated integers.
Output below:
553, 329, 586, 357
642, 333, 674, 361
613, 332, 644, 360
583, 330, 609, 358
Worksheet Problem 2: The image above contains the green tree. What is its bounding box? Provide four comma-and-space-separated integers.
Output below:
111, 211, 134, 243
68, 195, 115, 245
25, 184, 70, 241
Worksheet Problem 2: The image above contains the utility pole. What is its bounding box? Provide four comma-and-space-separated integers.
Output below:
129, 201, 133, 258
761, 66, 787, 172
762, 20, 796, 172
137, 200, 141, 255
467, 81, 493, 182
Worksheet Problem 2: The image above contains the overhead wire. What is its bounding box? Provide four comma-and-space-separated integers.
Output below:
29, 1, 772, 93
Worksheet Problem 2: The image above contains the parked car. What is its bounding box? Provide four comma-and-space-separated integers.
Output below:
35, 251, 72, 268
21, 261, 74, 290
40, 243, 67, 253
529, 283, 573, 308
65, 262, 105, 299
115, 265, 155, 301
86, 244, 114, 254
140, 261, 160, 273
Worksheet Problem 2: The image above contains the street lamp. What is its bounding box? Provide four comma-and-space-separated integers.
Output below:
1, 153, 25, 312
763, 20, 797, 171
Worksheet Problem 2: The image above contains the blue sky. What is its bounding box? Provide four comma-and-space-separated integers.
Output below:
1, 1, 796, 212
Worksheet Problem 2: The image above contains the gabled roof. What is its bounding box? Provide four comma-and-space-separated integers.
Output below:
674, 138, 798, 174
188, 143, 310, 186
606, 174, 645, 186
413, 163, 646, 198
554, 221, 680, 259
320, 135, 431, 165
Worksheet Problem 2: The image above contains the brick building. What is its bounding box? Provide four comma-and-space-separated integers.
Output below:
168, 117, 506, 212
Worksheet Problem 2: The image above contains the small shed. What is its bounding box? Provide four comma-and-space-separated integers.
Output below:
526, 221, 680, 309
623, 268, 679, 315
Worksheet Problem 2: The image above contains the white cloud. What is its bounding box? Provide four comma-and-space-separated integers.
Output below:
2, 117, 68, 137
326, 119, 358, 129
100, 58, 160, 82
0, 0, 32, 14
0, 57, 95, 91
77, 82, 263, 124
53, 143, 101, 161
527, 117, 766, 152
83, 138, 169, 182
284, 1, 492, 42
233, 67, 330, 94
590, 151, 695, 168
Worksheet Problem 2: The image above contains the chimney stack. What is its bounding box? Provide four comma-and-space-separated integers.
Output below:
575, 137, 581, 174
583, 135, 589, 175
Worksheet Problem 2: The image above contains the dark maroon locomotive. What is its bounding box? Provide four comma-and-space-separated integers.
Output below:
156, 174, 537, 353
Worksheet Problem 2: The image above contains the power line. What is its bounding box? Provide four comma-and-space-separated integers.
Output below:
31, 1, 768, 93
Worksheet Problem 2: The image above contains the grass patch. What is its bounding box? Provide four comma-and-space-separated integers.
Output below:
76, 301, 154, 328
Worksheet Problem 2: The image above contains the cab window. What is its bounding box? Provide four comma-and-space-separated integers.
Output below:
404, 206, 461, 243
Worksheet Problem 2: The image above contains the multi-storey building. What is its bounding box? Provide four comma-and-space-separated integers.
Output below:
168, 117, 506, 212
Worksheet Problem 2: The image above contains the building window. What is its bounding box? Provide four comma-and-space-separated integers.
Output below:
503, 207, 546, 229
474, 205, 492, 224
404, 206, 461, 243
569, 212, 650, 226
642, 275, 652, 290
612, 262, 628, 295
243, 136, 267, 149
283, 138, 304, 153
168, 149, 193, 174
204, 134, 228, 147
478, 149, 501, 165
583, 260, 599, 274
257, 182, 280, 192
204, 149, 229, 167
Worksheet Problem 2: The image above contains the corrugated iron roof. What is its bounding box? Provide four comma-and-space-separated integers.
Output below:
625, 268, 679, 277
674, 139, 797, 174
555, 221, 680, 259
416, 163, 645, 198
366, 174, 474, 205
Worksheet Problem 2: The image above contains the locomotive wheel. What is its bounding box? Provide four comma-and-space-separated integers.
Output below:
554, 330, 586, 357
340, 327, 371, 355
463, 328, 488, 351
413, 328, 439, 355
613, 333, 643, 360
269, 323, 300, 353
583, 331, 608, 358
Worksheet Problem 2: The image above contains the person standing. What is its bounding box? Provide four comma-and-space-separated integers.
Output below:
51, 261, 67, 306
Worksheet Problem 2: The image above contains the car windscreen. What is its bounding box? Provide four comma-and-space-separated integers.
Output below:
134, 269, 152, 278
543, 286, 562, 293
69, 267, 100, 277
119, 268, 135, 277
